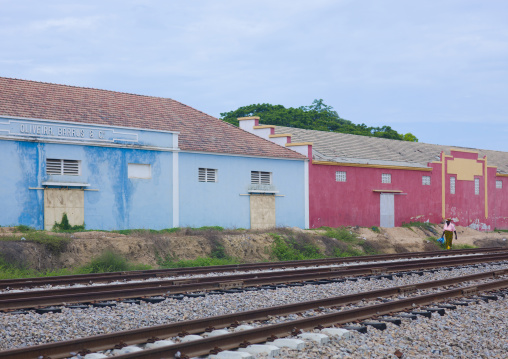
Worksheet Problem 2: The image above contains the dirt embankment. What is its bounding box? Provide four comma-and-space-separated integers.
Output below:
1, 225, 507, 271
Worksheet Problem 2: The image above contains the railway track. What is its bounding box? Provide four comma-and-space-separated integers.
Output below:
1, 247, 506, 290
2, 251, 508, 311
1, 266, 507, 359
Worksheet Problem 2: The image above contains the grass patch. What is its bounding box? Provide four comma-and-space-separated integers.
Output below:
371, 226, 380, 233
270, 233, 325, 261
0, 232, 70, 254
76, 251, 151, 273
402, 221, 438, 235
52, 213, 85, 232
321, 227, 381, 256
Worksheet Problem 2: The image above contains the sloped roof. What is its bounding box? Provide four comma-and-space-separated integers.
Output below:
274, 125, 508, 174
0, 77, 305, 160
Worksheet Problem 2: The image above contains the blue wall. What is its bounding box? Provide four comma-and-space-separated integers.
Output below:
178, 152, 306, 229
0, 140, 174, 230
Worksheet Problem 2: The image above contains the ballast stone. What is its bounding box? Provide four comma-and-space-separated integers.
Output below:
320, 327, 352, 339
234, 324, 256, 332
112, 345, 143, 355
83, 354, 108, 359
237, 344, 281, 358
180, 334, 203, 342
144, 339, 175, 349
210, 350, 255, 359
203, 329, 230, 337
298, 332, 330, 345
271, 338, 306, 350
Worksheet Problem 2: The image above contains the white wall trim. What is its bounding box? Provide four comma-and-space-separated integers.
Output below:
172, 152, 179, 228
304, 160, 310, 229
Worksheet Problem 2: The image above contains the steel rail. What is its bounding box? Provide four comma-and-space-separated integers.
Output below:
1, 268, 507, 359
111, 278, 508, 359
1, 247, 506, 290
1, 252, 508, 311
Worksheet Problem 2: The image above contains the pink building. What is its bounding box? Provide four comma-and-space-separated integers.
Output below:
239, 117, 508, 231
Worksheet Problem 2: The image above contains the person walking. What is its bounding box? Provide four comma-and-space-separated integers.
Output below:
442, 218, 458, 250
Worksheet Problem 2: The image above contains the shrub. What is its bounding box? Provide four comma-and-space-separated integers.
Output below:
77, 251, 150, 273
52, 213, 85, 232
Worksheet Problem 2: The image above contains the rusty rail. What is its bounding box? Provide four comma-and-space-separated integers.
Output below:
1, 252, 508, 311
1, 268, 507, 359
1, 247, 506, 290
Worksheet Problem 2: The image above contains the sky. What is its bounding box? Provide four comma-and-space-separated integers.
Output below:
1, 0, 507, 151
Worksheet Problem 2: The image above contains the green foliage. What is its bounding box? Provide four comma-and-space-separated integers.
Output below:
322, 227, 380, 256
195, 226, 224, 231
402, 221, 437, 235
112, 228, 181, 235
371, 226, 380, 233
0, 232, 70, 254
14, 225, 36, 233
52, 213, 85, 232
220, 99, 418, 142
270, 233, 324, 261
77, 251, 151, 273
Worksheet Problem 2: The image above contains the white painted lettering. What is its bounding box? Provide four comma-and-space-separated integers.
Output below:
80, 129, 84, 137
90, 130, 94, 138
98, 131, 104, 139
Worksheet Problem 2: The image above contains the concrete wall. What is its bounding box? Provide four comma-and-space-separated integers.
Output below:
309, 149, 508, 230
0, 140, 174, 230
178, 152, 306, 229
309, 162, 440, 228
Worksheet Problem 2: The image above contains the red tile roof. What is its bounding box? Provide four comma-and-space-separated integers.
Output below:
0, 77, 305, 159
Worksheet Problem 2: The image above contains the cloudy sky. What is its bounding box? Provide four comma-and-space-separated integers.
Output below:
1, 1, 507, 151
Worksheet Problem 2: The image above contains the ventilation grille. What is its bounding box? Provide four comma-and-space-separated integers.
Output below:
199, 168, 217, 182
46, 159, 80, 175
251, 171, 271, 185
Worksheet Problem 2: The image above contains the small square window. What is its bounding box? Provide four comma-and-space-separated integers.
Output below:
199, 168, 217, 182
46, 158, 80, 176
128, 163, 151, 179
422, 176, 431, 185
251, 171, 272, 185
336, 171, 346, 182
496, 180, 503, 189
450, 176, 456, 194
381, 173, 391, 184
475, 178, 480, 195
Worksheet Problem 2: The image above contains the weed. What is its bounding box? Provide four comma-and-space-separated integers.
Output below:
14, 225, 35, 233
270, 233, 324, 261
77, 251, 150, 273
52, 213, 85, 232
402, 221, 438, 235
371, 226, 380, 233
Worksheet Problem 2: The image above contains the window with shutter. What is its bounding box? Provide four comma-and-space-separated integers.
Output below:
251, 171, 272, 185
198, 168, 217, 182
422, 176, 431, 185
496, 180, 503, 189
381, 173, 391, 184
46, 159, 80, 176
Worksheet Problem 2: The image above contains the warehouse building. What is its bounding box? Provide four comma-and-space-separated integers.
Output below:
240, 117, 508, 231
0, 78, 308, 230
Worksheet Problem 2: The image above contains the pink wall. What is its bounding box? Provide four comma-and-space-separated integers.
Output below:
309, 150, 508, 230
309, 162, 441, 228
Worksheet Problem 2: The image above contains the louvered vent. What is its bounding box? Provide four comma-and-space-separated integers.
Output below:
46, 159, 80, 175
198, 168, 217, 182
251, 171, 272, 185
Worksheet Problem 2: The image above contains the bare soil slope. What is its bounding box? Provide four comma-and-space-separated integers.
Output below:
1, 225, 507, 271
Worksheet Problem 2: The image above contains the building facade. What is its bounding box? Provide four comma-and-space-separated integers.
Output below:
240, 117, 508, 231
0, 78, 308, 230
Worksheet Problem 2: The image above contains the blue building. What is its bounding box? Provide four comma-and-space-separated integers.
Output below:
0, 77, 308, 230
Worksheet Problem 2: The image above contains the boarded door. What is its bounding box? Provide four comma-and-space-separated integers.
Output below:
380, 193, 394, 228
250, 194, 275, 229
44, 188, 84, 230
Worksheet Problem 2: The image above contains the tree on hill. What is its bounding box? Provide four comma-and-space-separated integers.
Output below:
220, 99, 418, 142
